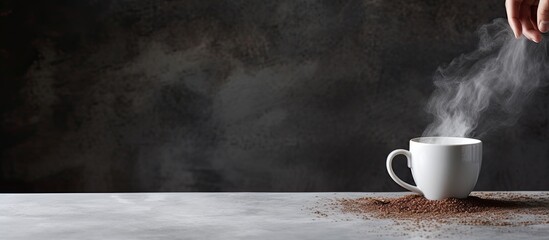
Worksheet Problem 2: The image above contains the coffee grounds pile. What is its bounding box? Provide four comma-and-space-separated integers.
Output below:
333, 193, 549, 227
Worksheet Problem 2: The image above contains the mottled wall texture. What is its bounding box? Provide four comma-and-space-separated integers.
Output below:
1, 0, 548, 192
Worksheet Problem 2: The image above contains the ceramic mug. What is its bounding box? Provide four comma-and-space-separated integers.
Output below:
386, 137, 482, 200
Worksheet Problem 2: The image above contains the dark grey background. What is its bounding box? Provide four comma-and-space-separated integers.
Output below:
1, 0, 548, 192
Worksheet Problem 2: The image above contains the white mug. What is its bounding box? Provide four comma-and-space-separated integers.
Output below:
386, 137, 482, 200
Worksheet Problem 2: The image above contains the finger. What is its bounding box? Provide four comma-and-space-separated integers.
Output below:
520, 0, 542, 42
538, 0, 549, 32
506, 0, 524, 38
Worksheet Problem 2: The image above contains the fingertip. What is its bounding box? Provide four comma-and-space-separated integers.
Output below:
534, 32, 542, 43
515, 30, 522, 39
510, 22, 522, 38
529, 33, 541, 43
539, 21, 549, 33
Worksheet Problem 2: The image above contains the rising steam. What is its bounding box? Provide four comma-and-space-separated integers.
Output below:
423, 19, 549, 138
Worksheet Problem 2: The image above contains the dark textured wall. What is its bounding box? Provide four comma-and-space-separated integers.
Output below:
1, 0, 548, 192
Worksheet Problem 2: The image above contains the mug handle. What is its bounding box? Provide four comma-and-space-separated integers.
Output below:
386, 149, 423, 195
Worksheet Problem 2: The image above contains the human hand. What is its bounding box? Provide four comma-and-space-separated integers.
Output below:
506, 0, 549, 43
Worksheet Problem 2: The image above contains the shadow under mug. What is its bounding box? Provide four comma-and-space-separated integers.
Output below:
386, 137, 482, 200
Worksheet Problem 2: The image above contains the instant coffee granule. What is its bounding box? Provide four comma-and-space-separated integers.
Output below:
331, 192, 549, 227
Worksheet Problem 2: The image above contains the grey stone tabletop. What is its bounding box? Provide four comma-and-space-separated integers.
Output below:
1, 192, 548, 240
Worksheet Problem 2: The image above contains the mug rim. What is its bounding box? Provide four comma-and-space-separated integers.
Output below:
410, 136, 481, 146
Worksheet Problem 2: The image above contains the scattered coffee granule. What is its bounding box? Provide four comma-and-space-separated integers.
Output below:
336, 193, 549, 227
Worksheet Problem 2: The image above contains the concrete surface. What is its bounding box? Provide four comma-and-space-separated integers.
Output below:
1, 192, 548, 239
